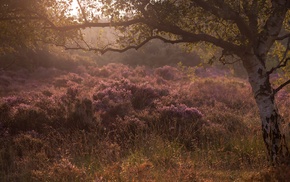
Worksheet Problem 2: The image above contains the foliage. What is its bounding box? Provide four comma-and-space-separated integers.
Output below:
0, 0, 79, 54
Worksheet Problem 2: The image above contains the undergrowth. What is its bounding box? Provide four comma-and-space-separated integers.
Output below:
0, 63, 289, 181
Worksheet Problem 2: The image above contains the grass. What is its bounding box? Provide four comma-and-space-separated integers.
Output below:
0, 63, 289, 181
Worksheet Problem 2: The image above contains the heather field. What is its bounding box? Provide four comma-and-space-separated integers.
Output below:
0, 63, 289, 181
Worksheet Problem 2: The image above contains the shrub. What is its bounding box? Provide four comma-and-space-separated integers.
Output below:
155, 65, 180, 80
131, 84, 168, 110
150, 104, 204, 148
93, 85, 132, 125
65, 98, 95, 130
0, 62, 280, 181
251, 166, 290, 182
32, 158, 88, 182
0, 101, 49, 134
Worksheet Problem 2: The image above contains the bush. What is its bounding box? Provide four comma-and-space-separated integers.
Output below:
0, 63, 280, 181
155, 66, 181, 80
0, 101, 49, 134
148, 104, 204, 148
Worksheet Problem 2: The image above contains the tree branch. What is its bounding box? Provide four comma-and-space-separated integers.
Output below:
274, 79, 290, 95
218, 50, 240, 65
268, 58, 290, 74
0, 16, 42, 21
146, 21, 243, 55
255, 0, 288, 63
54, 35, 198, 54
4, 1, 243, 56
245, 1, 258, 37
267, 37, 290, 75
41, 10, 243, 55
276, 33, 290, 40
46, 18, 145, 30
0, 59, 16, 71
76, 0, 88, 22
192, 0, 254, 41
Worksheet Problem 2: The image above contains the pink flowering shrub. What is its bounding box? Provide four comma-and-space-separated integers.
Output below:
159, 104, 203, 119
0, 99, 49, 134
0, 87, 96, 135
93, 84, 133, 127
65, 98, 94, 130
153, 104, 204, 148
130, 84, 169, 109
92, 78, 169, 132
0, 64, 259, 145
1, 62, 285, 180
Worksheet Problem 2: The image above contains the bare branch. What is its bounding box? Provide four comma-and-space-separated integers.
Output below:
276, 33, 290, 40
142, 18, 243, 54
76, 0, 88, 22
22, 10, 60, 29
267, 60, 289, 75
268, 37, 290, 75
71, 38, 83, 48
82, 39, 91, 50
274, 79, 290, 95
46, 18, 145, 30
218, 50, 240, 65
223, 60, 240, 65
0, 16, 42, 21
282, 37, 290, 59
54, 35, 197, 54
0, 59, 16, 71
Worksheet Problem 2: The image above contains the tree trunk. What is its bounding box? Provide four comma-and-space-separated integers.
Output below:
242, 52, 289, 165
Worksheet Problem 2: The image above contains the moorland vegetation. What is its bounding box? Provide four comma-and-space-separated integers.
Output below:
0, 50, 289, 181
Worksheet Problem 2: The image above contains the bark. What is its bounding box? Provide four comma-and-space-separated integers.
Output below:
242, 52, 289, 165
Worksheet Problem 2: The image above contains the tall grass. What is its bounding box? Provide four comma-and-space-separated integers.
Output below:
0, 63, 289, 181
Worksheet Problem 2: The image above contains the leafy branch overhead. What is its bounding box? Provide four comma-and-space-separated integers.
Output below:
25, 0, 290, 92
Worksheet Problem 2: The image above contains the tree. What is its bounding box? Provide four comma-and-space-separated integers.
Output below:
0, 0, 79, 54
1, 0, 290, 165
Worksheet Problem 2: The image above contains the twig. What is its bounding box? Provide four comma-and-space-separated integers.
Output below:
57, 35, 192, 54
274, 79, 290, 95
276, 33, 290, 40
76, 0, 88, 22
267, 37, 290, 75
0, 60, 16, 71
218, 50, 239, 65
